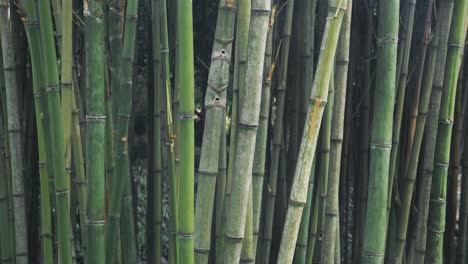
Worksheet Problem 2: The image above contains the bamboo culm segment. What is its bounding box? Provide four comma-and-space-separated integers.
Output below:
105, 0, 139, 263
38, 0, 74, 262
425, 0, 468, 262
0, 2, 28, 263
276, 0, 347, 262
222, 0, 270, 262
194, 1, 236, 263
321, 0, 352, 262
360, 0, 399, 262
414, 1, 454, 262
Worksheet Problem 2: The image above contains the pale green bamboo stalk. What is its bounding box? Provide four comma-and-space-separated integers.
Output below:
277, 0, 348, 261
222, 0, 270, 262
360, 0, 399, 261
106, 0, 139, 262
193, 1, 236, 262
215, 116, 227, 264
425, 0, 468, 262
321, 1, 352, 262
413, 1, 454, 262
0, 2, 28, 262
38, 0, 73, 261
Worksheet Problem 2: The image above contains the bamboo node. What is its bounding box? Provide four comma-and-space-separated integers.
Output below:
198, 170, 218, 176
33, 92, 43, 98
433, 162, 449, 168
38, 162, 47, 168
86, 114, 106, 122
194, 248, 210, 254
0, 195, 8, 201
179, 112, 196, 120
224, 233, 244, 241
362, 251, 385, 257
56, 189, 69, 197
376, 36, 399, 44
251, 9, 270, 16
240, 258, 255, 263
177, 232, 194, 239
39, 232, 53, 239
214, 36, 234, 46
427, 225, 445, 234
86, 219, 105, 225
2, 66, 15, 72
45, 84, 61, 92
369, 142, 392, 149
289, 199, 306, 207
238, 122, 259, 130
207, 81, 229, 93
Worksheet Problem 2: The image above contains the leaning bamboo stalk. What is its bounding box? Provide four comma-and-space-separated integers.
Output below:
425, 0, 468, 262
321, 0, 352, 262
276, 0, 347, 262
37, 0, 73, 261
193, 1, 236, 262
414, 1, 454, 262
0, 2, 28, 262
215, 116, 227, 264
222, 0, 270, 262
391, 1, 434, 262
387, 0, 417, 211
105, 0, 139, 262
262, 0, 295, 260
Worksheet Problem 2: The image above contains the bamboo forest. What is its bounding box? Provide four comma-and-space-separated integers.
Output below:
1, 0, 468, 263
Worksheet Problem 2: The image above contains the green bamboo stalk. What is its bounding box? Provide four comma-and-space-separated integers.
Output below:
222, 0, 270, 262
251, 3, 273, 257
105, 0, 139, 262
121, 166, 138, 263
262, 0, 295, 261
160, 0, 178, 260
359, 0, 399, 262
215, 116, 227, 264
71, 90, 87, 260
413, 1, 454, 262
357, 1, 373, 254
387, 0, 417, 218
37, 0, 74, 261
240, 186, 254, 263
425, 0, 468, 261
225, 4, 250, 253
277, 0, 347, 261
306, 169, 321, 264
176, 0, 195, 261
390, 1, 435, 262
193, 1, 236, 262
0, 2, 28, 262
312, 78, 334, 264
61, 0, 74, 215
294, 158, 316, 264
148, 0, 163, 262
51, 0, 62, 47
108, 0, 122, 124
321, 1, 352, 262
445, 69, 464, 264
0, 55, 13, 264
456, 56, 468, 264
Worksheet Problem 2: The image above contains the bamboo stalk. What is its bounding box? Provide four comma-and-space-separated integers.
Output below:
413, 1, 454, 262
222, 0, 270, 262
321, 0, 352, 262
37, 0, 74, 261
390, 1, 435, 262
262, 0, 295, 260
193, 1, 236, 262
215, 116, 227, 264
277, 0, 347, 261
0, 2, 28, 262
105, 0, 139, 262
0, 53, 13, 264
147, 0, 163, 262
456, 56, 468, 264
425, 0, 468, 262
176, 0, 196, 261
360, 0, 399, 262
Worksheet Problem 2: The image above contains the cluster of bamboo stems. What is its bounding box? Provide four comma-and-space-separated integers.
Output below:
0, 0, 468, 263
